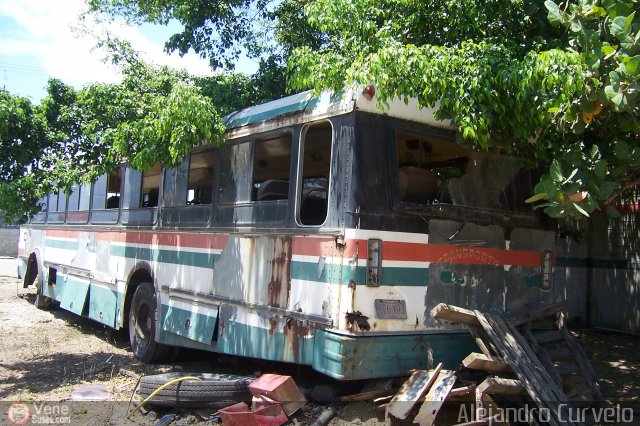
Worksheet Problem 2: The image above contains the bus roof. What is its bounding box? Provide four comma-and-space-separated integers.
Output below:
223, 87, 455, 133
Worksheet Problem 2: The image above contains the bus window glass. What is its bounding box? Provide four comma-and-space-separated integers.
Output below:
253, 135, 292, 201
106, 169, 122, 209
396, 133, 538, 212
187, 150, 215, 205
219, 142, 252, 203
142, 163, 161, 207
68, 183, 91, 211
299, 122, 332, 225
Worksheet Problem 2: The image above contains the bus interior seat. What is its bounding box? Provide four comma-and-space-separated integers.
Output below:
106, 195, 120, 209
143, 188, 159, 207
398, 166, 438, 202
301, 188, 328, 225
256, 179, 289, 201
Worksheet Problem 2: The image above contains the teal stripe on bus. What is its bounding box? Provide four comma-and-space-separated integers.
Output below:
46, 239, 79, 251
111, 245, 220, 268
290, 261, 429, 286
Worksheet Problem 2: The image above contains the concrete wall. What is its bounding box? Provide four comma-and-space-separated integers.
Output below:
0, 227, 19, 257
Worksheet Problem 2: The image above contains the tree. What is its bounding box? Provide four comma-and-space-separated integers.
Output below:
289, 0, 639, 218
0, 40, 223, 223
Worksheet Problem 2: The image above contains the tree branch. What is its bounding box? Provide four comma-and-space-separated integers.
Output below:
603, 176, 640, 207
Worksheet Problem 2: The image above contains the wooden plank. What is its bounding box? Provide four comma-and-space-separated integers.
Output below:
547, 346, 574, 359
532, 330, 564, 343
523, 325, 563, 387
385, 364, 442, 423
340, 388, 398, 402
474, 312, 571, 426
555, 362, 580, 376
413, 370, 456, 426
431, 303, 480, 327
507, 302, 567, 326
462, 353, 511, 373
559, 326, 603, 401
498, 315, 578, 426
448, 385, 476, 398
477, 377, 526, 395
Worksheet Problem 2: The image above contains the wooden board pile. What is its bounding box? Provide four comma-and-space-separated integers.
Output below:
379, 302, 602, 425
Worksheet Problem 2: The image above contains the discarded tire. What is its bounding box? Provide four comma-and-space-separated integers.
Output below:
137, 373, 254, 408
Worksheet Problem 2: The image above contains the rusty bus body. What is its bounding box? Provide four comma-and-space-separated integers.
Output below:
18, 89, 568, 379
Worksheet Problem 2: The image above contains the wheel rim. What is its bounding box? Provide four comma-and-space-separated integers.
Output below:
134, 303, 151, 350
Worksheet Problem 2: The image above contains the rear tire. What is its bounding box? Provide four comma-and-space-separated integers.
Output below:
26, 252, 53, 310
129, 282, 169, 363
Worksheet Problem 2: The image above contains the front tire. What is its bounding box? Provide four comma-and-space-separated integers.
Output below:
129, 282, 169, 363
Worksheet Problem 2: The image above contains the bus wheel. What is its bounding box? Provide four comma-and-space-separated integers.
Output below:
129, 282, 168, 363
27, 252, 52, 310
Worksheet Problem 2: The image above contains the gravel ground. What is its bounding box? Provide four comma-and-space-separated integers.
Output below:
1, 256, 638, 425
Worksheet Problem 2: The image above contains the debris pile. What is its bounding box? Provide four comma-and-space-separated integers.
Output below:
378, 302, 602, 425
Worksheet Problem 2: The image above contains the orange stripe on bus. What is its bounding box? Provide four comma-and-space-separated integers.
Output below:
381, 241, 542, 266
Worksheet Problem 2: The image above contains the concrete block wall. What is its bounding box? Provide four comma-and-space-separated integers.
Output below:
0, 227, 19, 257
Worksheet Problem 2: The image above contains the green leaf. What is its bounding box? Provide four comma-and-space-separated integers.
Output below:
545, 0, 565, 27
601, 44, 616, 57
626, 55, 640, 74
573, 202, 590, 217
611, 16, 629, 41
594, 159, 608, 180
550, 160, 563, 182
525, 192, 548, 203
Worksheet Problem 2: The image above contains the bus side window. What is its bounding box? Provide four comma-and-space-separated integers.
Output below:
299, 122, 332, 226
67, 182, 91, 223
187, 150, 215, 205
253, 135, 292, 202
91, 168, 122, 224
47, 189, 67, 223
141, 164, 161, 207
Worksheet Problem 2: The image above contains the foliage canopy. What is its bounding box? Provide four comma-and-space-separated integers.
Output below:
1, 0, 638, 223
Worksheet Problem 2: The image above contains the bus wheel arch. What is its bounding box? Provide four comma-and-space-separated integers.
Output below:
124, 265, 170, 362
25, 250, 52, 309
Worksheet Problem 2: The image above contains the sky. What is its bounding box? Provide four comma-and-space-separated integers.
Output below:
0, 0, 258, 103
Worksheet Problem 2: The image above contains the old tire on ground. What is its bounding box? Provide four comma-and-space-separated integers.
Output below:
129, 282, 169, 363
137, 372, 253, 408
25, 252, 52, 310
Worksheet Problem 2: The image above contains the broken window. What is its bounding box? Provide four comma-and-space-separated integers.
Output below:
141, 164, 161, 207
252, 135, 292, 202
219, 133, 293, 205
187, 150, 215, 205
299, 122, 332, 225
396, 133, 538, 212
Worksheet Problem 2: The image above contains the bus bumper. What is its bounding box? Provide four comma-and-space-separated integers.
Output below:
312, 329, 476, 380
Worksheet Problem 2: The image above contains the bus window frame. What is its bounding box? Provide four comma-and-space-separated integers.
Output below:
160, 149, 216, 227
90, 168, 123, 225
216, 128, 295, 227
295, 120, 334, 228
67, 182, 92, 224
47, 189, 67, 224
120, 165, 158, 226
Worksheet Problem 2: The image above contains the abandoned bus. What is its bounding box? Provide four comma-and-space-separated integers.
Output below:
18, 87, 562, 380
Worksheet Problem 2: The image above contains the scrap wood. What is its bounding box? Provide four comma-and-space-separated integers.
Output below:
447, 385, 476, 398
413, 370, 456, 426
431, 304, 480, 327
462, 353, 511, 373
340, 387, 399, 402
385, 363, 443, 423
506, 302, 567, 327
475, 311, 577, 426
476, 377, 526, 396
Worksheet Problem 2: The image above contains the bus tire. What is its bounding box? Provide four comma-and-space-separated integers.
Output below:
27, 252, 53, 310
136, 372, 253, 409
129, 282, 168, 363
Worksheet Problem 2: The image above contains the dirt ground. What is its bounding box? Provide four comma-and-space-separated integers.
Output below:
1, 256, 639, 425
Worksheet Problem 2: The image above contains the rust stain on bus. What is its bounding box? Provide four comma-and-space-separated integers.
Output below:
267, 236, 292, 308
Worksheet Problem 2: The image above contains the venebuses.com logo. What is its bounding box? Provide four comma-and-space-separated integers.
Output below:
7, 402, 30, 425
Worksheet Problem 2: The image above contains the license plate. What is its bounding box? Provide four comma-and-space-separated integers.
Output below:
374, 299, 408, 320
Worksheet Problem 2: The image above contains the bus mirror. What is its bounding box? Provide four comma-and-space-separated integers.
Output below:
541, 250, 553, 291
